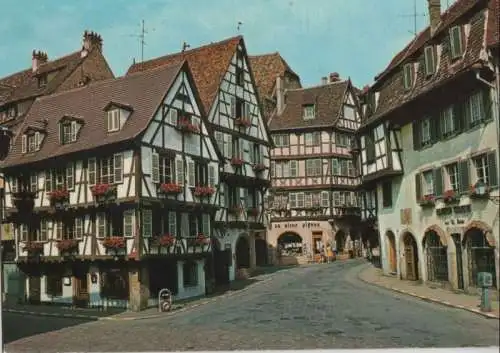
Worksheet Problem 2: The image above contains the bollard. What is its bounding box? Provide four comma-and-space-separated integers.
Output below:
477, 272, 493, 312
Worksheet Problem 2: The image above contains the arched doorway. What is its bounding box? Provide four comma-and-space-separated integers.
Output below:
235, 236, 250, 269
255, 238, 267, 266
335, 230, 346, 253
402, 232, 419, 281
277, 232, 303, 256
423, 230, 448, 283
464, 228, 496, 288
385, 231, 397, 274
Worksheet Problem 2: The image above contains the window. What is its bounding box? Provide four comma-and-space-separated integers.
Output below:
166, 108, 178, 125
75, 217, 84, 239
66, 164, 74, 190
175, 159, 185, 185
142, 209, 152, 238
305, 194, 312, 208
445, 163, 459, 191
422, 170, 434, 195
57, 220, 75, 240
473, 155, 489, 185
187, 161, 195, 187
235, 66, 244, 86
88, 158, 96, 186
168, 212, 177, 235
403, 63, 413, 90
424, 46, 436, 76
60, 121, 78, 144
208, 165, 216, 187
297, 193, 305, 208
290, 161, 298, 177
96, 212, 108, 239
40, 219, 48, 241
46, 274, 63, 297
274, 134, 289, 147
305, 159, 322, 176
27, 134, 36, 152
45, 165, 74, 192
347, 160, 355, 177
449, 26, 463, 59
332, 159, 340, 175
38, 74, 48, 88
365, 132, 376, 162
321, 191, 329, 207
468, 91, 483, 126
107, 109, 120, 132
30, 173, 38, 193
343, 105, 356, 120
441, 106, 455, 136
88, 154, 123, 185
303, 105, 315, 120
183, 261, 198, 287
305, 132, 320, 146
421, 118, 431, 146
336, 133, 349, 148
124, 211, 134, 238
382, 181, 392, 208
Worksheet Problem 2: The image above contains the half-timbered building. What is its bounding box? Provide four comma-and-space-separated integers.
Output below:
265, 73, 363, 264
0, 61, 223, 311
127, 36, 272, 281
357, 0, 500, 291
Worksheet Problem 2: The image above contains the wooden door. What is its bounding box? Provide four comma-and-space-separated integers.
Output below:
28, 275, 41, 304
388, 237, 397, 273
405, 243, 417, 281
73, 274, 89, 308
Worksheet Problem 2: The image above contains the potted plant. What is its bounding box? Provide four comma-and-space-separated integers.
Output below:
235, 117, 251, 127
253, 163, 266, 173
56, 239, 79, 255
193, 186, 215, 197
419, 194, 435, 207
91, 184, 116, 201
101, 236, 125, 253
231, 157, 244, 166
177, 117, 200, 133
159, 183, 183, 195
443, 189, 458, 203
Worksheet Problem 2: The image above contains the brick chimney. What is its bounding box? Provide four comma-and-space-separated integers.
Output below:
32, 50, 48, 73
329, 72, 340, 83
428, 0, 441, 36
81, 30, 103, 57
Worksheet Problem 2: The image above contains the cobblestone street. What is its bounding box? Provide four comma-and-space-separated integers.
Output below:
5, 260, 500, 352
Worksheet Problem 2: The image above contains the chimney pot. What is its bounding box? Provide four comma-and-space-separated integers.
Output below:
321, 77, 328, 85
82, 30, 103, 54
329, 72, 340, 82
32, 50, 48, 73
428, 0, 441, 35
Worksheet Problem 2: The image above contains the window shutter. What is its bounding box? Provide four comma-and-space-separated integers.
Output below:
71, 121, 77, 141
88, 158, 97, 186
45, 171, 52, 192
433, 168, 443, 196
187, 161, 195, 186
114, 154, 123, 183
487, 151, 498, 188
462, 97, 471, 130
453, 102, 464, 132
415, 173, 422, 202
151, 153, 160, 183
66, 164, 74, 190
106, 111, 111, 131
230, 97, 236, 118
412, 121, 421, 150
482, 89, 492, 122
21, 135, 27, 153
430, 116, 439, 142
458, 159, 470, 195
175, 159, 184, 185
208, 165, 216, 187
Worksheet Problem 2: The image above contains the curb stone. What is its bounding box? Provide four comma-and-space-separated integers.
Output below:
357, 265, 499, 319
2, 269, 283, 322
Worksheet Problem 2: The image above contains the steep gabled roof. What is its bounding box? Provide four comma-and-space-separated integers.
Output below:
1, 62, 186, 168
0, 51, 85, 106
126, 36, 242, 113
269, 80, 349, 131
248, 52, 301, 99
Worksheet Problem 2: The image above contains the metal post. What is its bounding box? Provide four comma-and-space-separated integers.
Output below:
480, 287, 492, 312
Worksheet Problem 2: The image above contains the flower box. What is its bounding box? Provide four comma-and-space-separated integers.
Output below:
57, 239, 79, 254
155, 234, 176, 247
177, 118, 200, 133
253, 163, 266, 172
101, 236, 125, 251
419, 194, 435, 207
47, 189, 69, 203
193, 186, 215, 197
247, 208, 259, 217
235, 117, 251, 127
159, 183, 183, 195
231, 157, 244, 167
23, 242, 44, 253
91, 184, 116, 202
443, 189, 458, 203
229, 206, 243, 215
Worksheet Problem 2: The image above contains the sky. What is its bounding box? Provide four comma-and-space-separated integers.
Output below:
0, 0, 452, 89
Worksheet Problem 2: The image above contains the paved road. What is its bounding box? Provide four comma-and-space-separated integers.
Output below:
5, 260, 500, 351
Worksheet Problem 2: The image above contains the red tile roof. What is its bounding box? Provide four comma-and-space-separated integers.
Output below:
126, 36, 242, 113
248, 52, 301, 99
1, 62, 186, 168
269, 80, 349, 131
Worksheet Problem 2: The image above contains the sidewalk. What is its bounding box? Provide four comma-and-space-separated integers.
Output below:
358, 264, 500, 319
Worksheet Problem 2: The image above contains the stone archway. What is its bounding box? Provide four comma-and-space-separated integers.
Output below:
463, 226, 496, 289
401, 231, 419, 281
235, 236, 250, 269
335, 230, 346, 253
422, 226, 448, 283
277, 232, 303, 256
385, 230, 397, 274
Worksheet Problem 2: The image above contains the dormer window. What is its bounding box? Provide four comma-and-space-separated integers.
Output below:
38, 74, 48, 88
21, 132, 42, 153
303, 104, 315, 120
60, 120, 79, 144
402, 63, 414, 90
449, 26, 463, 59
424, 46, 436, 76
107, 109, 120, 132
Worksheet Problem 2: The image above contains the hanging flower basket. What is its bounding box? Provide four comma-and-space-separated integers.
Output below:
159, 183, 183, 195
253, 163, 266, 172
23, 241, 44, 253
247, 208, 259, 217
235, 117, 251, 127
231, 157, 244, 166
229, 205, 243, 215
91, 184, 116, 199
101, 236, 125, 250
193, 186, 215, 197
155, 234, 176, 247
177, 117, 200, 133
419, 194, 435, 207
47, 189, 69, 202
469, 182, 490, 199
56, 239, 79, 253
443, 189, 458, 203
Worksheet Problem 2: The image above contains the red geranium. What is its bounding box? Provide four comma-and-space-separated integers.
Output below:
156, 234, 175, 246
193, 186, 215, 196
178, 117, 200, 133
47, 189, 69, 201
159, 183, 182, 194
56, 239, 79, 252
91, 184, 114, 196
24, 242, 44, 252
231, 157, 244, 166
101, 236, 125, 249
235, 117, 251, 127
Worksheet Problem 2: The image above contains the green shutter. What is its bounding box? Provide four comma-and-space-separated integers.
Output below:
412, 121, 421, 150
459, 160, 470, 195
434, 168, 443, 196
482, 89, 492, 122
487, 151, 498, 188
453, 102, 464, 132
433, 115, 441, 141
463, 97, 471, 130
415, 173, 422, 202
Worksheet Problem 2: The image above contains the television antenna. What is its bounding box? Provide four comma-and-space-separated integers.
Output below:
398, 0, 427, 37
237, 21, 243, 32
127, 19, 155, 62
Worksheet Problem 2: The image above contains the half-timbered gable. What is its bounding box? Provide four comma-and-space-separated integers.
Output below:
127, 36, 273, 281
357, 0, 500, 290
1, 61, 216, 309
264, 75, 363, 263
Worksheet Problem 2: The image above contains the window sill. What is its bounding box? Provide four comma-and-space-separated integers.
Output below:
183, 283, 198, 288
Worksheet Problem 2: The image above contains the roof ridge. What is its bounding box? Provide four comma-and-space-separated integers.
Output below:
289, 80, 347, 92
